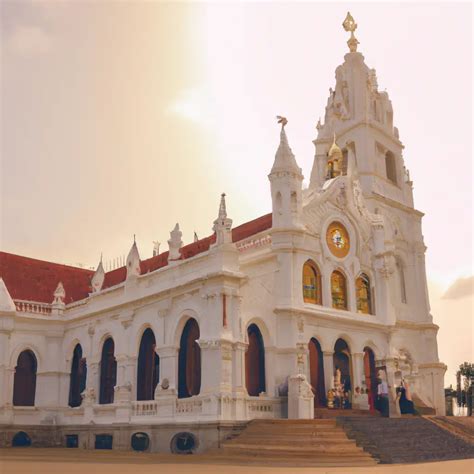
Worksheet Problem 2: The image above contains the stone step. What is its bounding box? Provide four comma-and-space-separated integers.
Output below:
209, 454, 376, 467
218, 446, 373, 459
223, 442, 362, 453
227, 435, 353, 444
337, 416, 474, 464
215, 418, 376, 466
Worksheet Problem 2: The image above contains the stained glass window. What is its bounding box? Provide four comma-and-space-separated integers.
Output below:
331, 270, 347, 310
356, 274, 372, 314
303, 261, 321, 304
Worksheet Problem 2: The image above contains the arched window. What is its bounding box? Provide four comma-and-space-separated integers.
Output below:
308, 338, 326, 407
246, 324, 266, 396
275, 192, 282, 215
333, 338, 352, 392
363, 347, 377, 411
178, 318, 201, 399
396, 257, 407, 303
385, 151, 397, 184
99, 338, 116, 405
13, 350, 37, 406
331, 270, 347, 310
137, 329, 160, 401
290, 191, 297, 214
356, 274, 373, 314
303, 261, 322, 304
69, 344, 87, 407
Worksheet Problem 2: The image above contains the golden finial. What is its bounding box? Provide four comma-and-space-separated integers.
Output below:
342, 12, 359, 53
276, 115, 288, 127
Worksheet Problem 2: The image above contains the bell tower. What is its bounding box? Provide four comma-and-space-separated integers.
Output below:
309, 12, 414, 210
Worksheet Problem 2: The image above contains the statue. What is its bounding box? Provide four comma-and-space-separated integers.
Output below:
327, 389, 335, 408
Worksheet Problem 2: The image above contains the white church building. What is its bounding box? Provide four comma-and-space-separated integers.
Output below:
0, 14, 446, 452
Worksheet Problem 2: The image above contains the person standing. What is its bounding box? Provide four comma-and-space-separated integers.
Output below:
377, 370, 390, 417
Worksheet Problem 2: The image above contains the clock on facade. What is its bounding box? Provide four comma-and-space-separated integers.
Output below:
326, 222, 350, 258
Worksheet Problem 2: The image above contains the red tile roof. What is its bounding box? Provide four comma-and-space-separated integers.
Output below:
1, 213, 272, 304
0, 252, 94, 304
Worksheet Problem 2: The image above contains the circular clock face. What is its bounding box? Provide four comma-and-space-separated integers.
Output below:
326, 222, 350, 258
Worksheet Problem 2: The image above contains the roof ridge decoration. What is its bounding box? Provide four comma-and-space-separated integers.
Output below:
168, 223, 183, 262
91, 254, 105, 293
0, 278, 16, 313
126, 238, 141, 279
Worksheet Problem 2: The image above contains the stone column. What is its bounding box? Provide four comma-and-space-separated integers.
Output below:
155, 346, 178, 395
352, 352, 364, 391
384, 358, 400, 418
322, 351, 334, 394
198, 339, 233, 395
82, 361, 99, 423
232, 342, 248, 395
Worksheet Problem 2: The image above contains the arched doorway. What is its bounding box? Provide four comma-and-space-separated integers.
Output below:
363, 347, 377, 411
69, 344, 87, 407
137, 329, 160, 400
308, 338, 326, 407
178, 318, 201, 398
333, 338, 352, 393
99, 338, 117, 404
245, 324, 266, 396
13, 350, 37, 406
12, 431, 32, 447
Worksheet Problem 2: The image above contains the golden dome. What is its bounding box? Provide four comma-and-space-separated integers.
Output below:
328, 133, 343, 160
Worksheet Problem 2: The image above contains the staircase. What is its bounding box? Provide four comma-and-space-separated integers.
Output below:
337, 416, 474, 464
212, 419, 376, 466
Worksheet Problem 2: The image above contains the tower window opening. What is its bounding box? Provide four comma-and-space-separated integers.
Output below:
385, 151, 397, 184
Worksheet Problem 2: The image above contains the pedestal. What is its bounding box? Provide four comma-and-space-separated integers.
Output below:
288, 374, 314, 419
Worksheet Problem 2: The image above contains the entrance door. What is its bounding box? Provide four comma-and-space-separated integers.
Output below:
308, 338, 326, 407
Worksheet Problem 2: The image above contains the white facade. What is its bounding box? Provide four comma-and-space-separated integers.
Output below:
0, 17, 446, 448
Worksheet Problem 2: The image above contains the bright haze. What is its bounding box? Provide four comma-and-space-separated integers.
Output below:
1, 2, 472, 385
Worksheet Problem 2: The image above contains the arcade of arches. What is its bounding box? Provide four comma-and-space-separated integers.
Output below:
11, 321, 379, 413
308, 338, 379, 411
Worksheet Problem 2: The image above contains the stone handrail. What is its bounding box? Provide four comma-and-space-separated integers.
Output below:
14, 300, 52, 315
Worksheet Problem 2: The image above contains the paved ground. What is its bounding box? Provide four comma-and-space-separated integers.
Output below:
0, 449, 473, 474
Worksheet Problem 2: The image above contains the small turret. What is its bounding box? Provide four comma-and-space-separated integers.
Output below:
0, 278, 16, 313
91, 255, 105, 293
126, 236, 141, 279
268, 117, 304, 229
213, 193, 233, 245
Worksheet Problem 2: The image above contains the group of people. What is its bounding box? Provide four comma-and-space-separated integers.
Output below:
323, 367, 415, 416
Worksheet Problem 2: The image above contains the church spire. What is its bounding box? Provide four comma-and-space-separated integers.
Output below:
270, 116, 302, 177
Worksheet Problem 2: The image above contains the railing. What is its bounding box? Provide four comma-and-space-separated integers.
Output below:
247, 398, 283, 419
132, 401, 158, 416
14, 300, 52, 315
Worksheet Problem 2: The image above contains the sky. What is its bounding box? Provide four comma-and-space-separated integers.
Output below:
0, 1, 472, 385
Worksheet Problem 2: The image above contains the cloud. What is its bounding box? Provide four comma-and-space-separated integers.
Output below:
442, 276, 474, 300
7, 25, 52, 55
